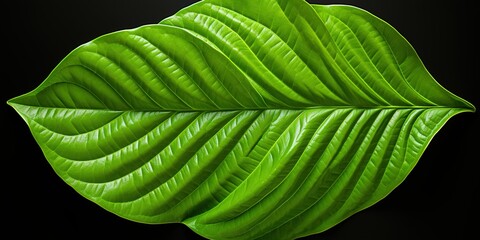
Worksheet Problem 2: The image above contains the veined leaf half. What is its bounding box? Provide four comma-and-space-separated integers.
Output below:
7, 0, 475, 239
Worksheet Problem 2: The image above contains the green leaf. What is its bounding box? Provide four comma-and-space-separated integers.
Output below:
8, 0, 474, 239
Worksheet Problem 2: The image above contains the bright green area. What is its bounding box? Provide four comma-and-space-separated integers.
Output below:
8, 0, 474, 239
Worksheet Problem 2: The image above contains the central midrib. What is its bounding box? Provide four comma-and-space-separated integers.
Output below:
9, 102, 472, 114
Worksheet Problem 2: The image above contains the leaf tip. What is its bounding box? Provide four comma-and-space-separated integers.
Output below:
6, 96, 22, 111
7, 96, 31, 124
461, 99, 476, 113
6, 97, 18, 111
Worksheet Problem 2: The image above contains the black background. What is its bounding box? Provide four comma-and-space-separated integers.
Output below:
3, 0, 478, 239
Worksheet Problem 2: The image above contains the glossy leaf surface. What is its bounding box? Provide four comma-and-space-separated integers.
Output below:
8, 0, 474, 239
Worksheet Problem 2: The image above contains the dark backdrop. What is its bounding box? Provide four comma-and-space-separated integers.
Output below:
3, 0, 478, 239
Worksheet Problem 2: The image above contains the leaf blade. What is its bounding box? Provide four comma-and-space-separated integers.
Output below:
7, 0, 475, 239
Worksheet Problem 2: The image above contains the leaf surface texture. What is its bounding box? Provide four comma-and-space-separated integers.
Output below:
8, 0, 474, 239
